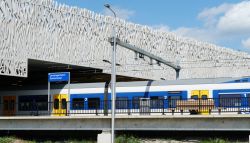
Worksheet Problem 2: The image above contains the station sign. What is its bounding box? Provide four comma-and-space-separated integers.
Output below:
48, 72, 70, 82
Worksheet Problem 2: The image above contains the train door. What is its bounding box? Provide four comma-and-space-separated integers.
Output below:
53, 94, 68, 116
191, 90, 209, 114
191, 90, 209, 99
3, 96, 16, 116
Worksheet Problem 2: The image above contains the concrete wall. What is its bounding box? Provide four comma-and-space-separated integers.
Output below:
1, 115, 250, 131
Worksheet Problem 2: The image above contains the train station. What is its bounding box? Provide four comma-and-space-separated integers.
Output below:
1, 0, 250, 142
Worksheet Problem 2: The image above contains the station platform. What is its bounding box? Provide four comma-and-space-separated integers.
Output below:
1, 114, 250, 131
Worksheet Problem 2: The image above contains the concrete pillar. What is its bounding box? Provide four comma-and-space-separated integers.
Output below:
97, 130, 111, 143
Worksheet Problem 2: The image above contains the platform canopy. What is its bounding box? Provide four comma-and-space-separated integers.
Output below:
0, 0, 250, 81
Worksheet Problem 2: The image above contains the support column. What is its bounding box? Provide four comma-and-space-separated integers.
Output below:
97, 130, 111, 143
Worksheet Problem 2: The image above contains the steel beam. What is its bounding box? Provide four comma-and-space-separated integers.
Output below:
108, 37, 181, 79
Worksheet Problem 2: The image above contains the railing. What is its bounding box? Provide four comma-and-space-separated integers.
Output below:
0, 97, 250, 116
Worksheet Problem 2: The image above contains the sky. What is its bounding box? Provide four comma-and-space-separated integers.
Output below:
55, 0, 250, 53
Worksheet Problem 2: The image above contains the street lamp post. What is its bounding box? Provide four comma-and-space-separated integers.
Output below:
104, 4, 116, 143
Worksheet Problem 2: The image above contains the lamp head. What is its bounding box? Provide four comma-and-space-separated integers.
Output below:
104, 4, 110, 8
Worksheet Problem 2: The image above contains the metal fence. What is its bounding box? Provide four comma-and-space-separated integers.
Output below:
1, 97, 250, 116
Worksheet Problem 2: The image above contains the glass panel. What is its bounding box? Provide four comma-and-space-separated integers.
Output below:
219, 94, 241, 107
18, 96, 31, 111
168, 91, 182, 97
116, 97, 128, 109
132, 96, 140, 109
4, 100, 8, 110
72, 98, 84, 109
61, 99, 67, 109
191, 95, 198, 100
30, 100, 37, 111
168, 96, 181, 108
247, 94, 250, 107
10, 100, 15, 110
54, 99, 59, 109
150, 96, 163, 108
18, 95, 48, 111
88, 98, 100, 109
201, 95, 207, 100
36, 95, 48, 110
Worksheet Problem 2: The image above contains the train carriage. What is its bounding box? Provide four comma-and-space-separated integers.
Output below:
0, 77, 250, 116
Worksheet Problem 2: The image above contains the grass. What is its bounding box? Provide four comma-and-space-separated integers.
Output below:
0, 136, 96, 143
0, 136, 16, 143
201, 138, 246, 143
0, 136, 36, 143
116, 135, 140, 143
0, 136, 246, 143
201, 138, 229, 143
0, 135, 140, 143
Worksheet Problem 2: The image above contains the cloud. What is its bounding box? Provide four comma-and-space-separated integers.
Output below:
151, 25, 215, 42
242, 38, 250, 49
198, 3, 234, 27
217, 1, 250, 35
173, 27, 218, 43
151, 1, 250, 52
103, 6, 135, 20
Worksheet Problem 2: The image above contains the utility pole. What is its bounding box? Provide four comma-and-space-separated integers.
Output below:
104, 4, 117, 143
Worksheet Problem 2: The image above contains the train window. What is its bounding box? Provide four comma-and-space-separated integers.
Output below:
201, 95, 207, 100
116, 97, 128, 109
54, 99, 59, 109
132, 96, 141, 109
10, 100, 15, 110
4, 100, 8, 110
219, 94, 241, 107
88, 98, 100, 109
168, 96, 181, 108
150, 96, 158, 100
18, 96, 30, 111
72, 98, 84, 109
61, 99, 67, 109
150, 96, 164, 108
191, 95, 198, 100
18, 95, 48, 111
19, 102, 29, 111
242, 79, 248, 82
168, 91, 182, 97
247, 94, 250, 107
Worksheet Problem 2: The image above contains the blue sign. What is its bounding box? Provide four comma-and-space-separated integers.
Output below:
48, 72, 70, 82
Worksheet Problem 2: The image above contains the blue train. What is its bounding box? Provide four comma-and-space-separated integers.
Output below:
0, 77, 250, 116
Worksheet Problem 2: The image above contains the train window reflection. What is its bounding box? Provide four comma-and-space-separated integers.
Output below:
88, 98, 100, 109
201, 95, 207, 100
116, 97, 128, 109
72, 98, 84, 109
18, 95, 47, 111
54, 99, 59, 109
191, 95, 198, 100
10, 100, 15, 110
168, 96, 181, 108
247, 94, 250, 107
132, 96, 141, 109
219, 94, 241, 107
61, 99, 67, 109
4, 100, 8, 110
150, 96, 164, 108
